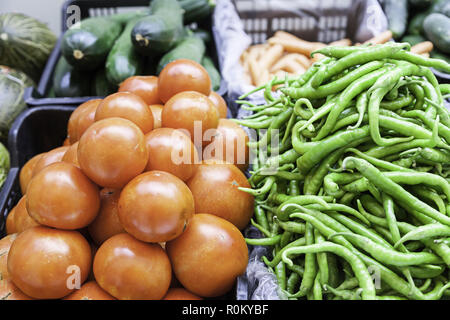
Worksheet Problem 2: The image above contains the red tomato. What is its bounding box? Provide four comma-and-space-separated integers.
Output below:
61, 141, 80, 167
149, 104, 163, 129
77, 117, 149, 188
95, 92, 154, 134
166, 213, 248, 297
63, 281, 116, 300
88, 188, 125, 245
118, 171, 195, 243
31, 146, 69, 177
93, 233, 172, 300
0, 279, 33, 300
13, 195, 40, 233
187, 163, 254, 230
7, 226, 92, 299
0, 233, 18, 279
163, 287, 203, 300
208, 91, 228, 118
118, 76, 162, 105
161, 91, 219, 147
204, 119, 250, 171
158, 59, 211, 103
144, 128, 199, 181
67, 99, 102, 144
5, 207, 16, 235
26, 162, 100, 230
19, 153, 44, 194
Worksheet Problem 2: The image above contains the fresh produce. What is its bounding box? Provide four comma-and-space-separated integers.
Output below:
178, 0, 216, 24
31, 146, 69, 177
0, 141, 9, 188
13, 196, 40, 233
61, 141, 80, 167
53, 56, 91, 97
0, 13, 56, 82
423, 13, 450, 53
67, 99, 101, 144
118, 75, 162, 105
163, 287, 203, 300
63, 281, 116, 300
0, 233, 17, 279
238, 42, 450, 300
150, 104, 163, 128
382, 0, 409, 39
202, 56, 222, 92
0, 279, 33, 300
208, 91, 228, 118
93, 68, 117, 97
0, 65, 34, 141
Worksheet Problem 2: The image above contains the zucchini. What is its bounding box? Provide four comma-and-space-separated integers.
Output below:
407, 12, 428, 35
383, 0, 409, 39
131, 0, 184, 55
52, 56, 91, 97
177, 0, 216, 24
201, 56, 221, 92
105, 17, 144, 86
156, 35, 206, 74
423, 13, 450, 54
92, 68, 117, 97
401, 34, 427, 45
408, 0, 433, 8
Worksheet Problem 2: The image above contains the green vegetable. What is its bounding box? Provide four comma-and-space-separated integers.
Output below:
92, 68, 116, 97
193, 28, 212, 44
383, 0, 409, 39
0, 13, 57, 83
52, 56, 91, 97
156, 35, 205, 74
408, 0, 433, 8
105, 17, 144, 86
177, 0, 216, 24
201, 56, 221, 91
407, 12, 428, 36
423, 12, 450, 53
401, 34, 427, 45
0, 141, 9, 189
131, 0, 184, 55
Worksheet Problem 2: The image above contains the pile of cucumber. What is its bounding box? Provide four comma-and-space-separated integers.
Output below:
52, 0, 220, 98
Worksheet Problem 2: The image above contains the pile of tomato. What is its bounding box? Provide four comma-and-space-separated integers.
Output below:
0, 59, 254, 300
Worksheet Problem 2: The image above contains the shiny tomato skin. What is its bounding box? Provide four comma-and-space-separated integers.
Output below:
88, 188, 125, 245
68, 99, 102, 144
163, 287, 203, 300
149, 104, 163, 129
204, 119, 250, 171
186, 163, 254, 230
14, 195, 40, 233
61, 141, 80, 167
7, 226, 92, 299
94, 92, 154, 134
118, 76, 162, 105
118, 171, 195, 243
166, 213, 248, 297
158, 59, 211, 103
31, 146, 69, 178
63, 281, 116, 300
161, 91, 219, 147
26, 162, 100, 230
19, 153, 44, 194
208, 92, 228, 118
0, 279, 34, 300
77, 117, 149, 189
0, 233, 18, 279
144, 128, 199, 181
5, 207, 16, 235
93, 233, 172, 300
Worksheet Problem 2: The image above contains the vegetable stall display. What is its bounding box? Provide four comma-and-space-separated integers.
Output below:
236, 42, 450, 300
0, 59, 251, 300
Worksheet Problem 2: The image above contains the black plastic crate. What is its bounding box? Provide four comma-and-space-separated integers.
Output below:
24, 0, 227, 107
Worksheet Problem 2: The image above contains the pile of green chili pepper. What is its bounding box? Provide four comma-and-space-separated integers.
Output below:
235, 42, 450, 300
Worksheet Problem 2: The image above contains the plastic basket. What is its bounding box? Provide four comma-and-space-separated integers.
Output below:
24, 0, 227, 107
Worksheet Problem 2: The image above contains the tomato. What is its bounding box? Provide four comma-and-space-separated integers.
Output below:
187, 163, 254, 230
62, 141, 80, 167
31, 146, 69, 177
158, 59, 211, 103
208, 91, 228, 118
95, 92, 154, 134
118, 75, 162, 105
19, 153, 44, 194
0, 279, 33, 300
118, 171, 195, 243
163, 287, 203, 300
26, 162, 100, 230
7, 226, 92, 299
63, 281, 116, 300
5, 207, 16, 234
161, 91, 219, 147
144, 128, 199, 181
67, 99, 102, 144
166, 213, 248, 297
149, 104, 163, 129
203, 119, 250, 171
93, 233, 171, 300
88, 188, 125, 245
14, 195, 40, 233
62, 137, 70, 146
77, 118, 149, 188
0, 233, 18, 279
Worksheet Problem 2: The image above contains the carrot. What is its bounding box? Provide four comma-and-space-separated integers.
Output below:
258, 44, 284, 70
411, 41, 433, 54
267, 37, 321, 57
329, 38, 352, 47
363, 30, 393, 45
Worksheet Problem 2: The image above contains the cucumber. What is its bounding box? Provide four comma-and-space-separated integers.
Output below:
383, 0, 409, 39
193, 28, 212, 44
131, 0, 184, 55
407, 12, 428, 35
201, 56, 221, 92
408, 0, 433, 8
177, 0, 216, 24
92, 68, 117, 97
52, 56, 91, 97
401, 34, 427, 45
423, 13, 450, 53
156, 35, 206, 74
105, 17, 144, 86
61, 16, 124, 71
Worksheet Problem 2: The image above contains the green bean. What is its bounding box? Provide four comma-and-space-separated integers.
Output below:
314, 228, 329, 286
410, 186, 447, 215
313, 273, 323, 300
336, 277, 359, 291
394, 224, 450, 249
274, 217, 306, 234
280, 231, 292, 248
245, 234, 282, 246
286, 272, 300, 294
275, 261, 287, 291
262, 237, 306, 268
